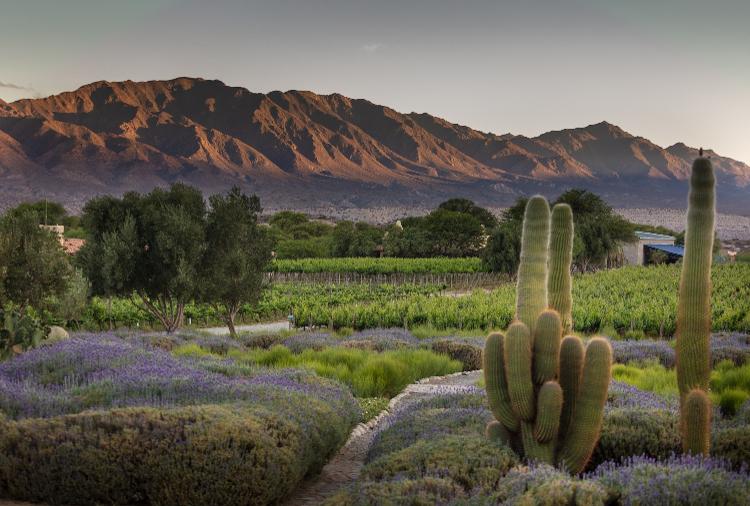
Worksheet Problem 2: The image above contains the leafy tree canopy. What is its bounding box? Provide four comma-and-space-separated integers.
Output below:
437, 198, 498, 228
0, 210, 72, 312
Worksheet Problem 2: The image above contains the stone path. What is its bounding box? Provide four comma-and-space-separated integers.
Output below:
281, 370, 482, 506
200, 320, 289, 336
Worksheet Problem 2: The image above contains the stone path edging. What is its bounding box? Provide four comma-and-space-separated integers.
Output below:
281, 369, 482, 505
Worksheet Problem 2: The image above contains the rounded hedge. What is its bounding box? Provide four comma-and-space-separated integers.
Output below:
589, 455, 750, 505
430, 340, 483, 371
363, 435, 518, 492
0, 403, 330, 505
712, 425, 750, 470
591, 408, 680, 469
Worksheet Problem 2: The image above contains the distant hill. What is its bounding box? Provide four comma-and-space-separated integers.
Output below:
0, 77, 748, 214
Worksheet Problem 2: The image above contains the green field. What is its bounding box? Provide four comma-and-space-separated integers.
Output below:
268, 257, 487, 274
79, 264, 750, 336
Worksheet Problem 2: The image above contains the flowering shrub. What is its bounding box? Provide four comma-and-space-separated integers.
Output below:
588, 455, 750, 505
712, 426, 750, 470
592, 408, 681, 469
0, 334, 360, 505
367, 391, 488, 461
339, 385, 750, 505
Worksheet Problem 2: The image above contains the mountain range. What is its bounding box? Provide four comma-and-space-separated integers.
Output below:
0, 77, 748, 214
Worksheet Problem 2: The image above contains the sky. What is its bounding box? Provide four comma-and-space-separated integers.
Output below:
1, 0, 749, 163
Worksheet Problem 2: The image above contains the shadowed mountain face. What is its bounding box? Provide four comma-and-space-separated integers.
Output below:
0, 77, 748, 214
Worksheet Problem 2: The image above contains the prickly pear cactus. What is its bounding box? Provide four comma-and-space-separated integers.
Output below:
0, 307, 45, 360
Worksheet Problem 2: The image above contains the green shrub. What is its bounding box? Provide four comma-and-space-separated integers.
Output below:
224, 346, 462, 398
357, 397, 389, 422
368, 404, 489, 461
430, 339, 482, 371
363, 435, 518, 492
623, 329, 646, 340
479, 464, 607, 506
325, 477, 464, 506
711, 361, 750, 416
0, 403, 340, 506
612, 362, 679, 398
591, 408, 680, 469
717, 388, 749, 417
712, 426, 750, 470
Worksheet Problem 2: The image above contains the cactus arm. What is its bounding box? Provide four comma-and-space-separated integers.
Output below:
534, 381, 563, 443
559, 337, 612, 474
558, 335, 584, 439
521, 421, 555, 464
484, 332, 519, 431
515, 196, 550, 332
533, 310, 562, 384
548, 203, 574, 333
504, 322, 536, 422
682, 389, 711, 456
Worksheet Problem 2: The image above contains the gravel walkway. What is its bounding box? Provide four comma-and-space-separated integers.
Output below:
281, 370, 482, 506
200, 320, 290, 336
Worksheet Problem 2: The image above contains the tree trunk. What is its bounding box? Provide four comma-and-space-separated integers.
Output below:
226, 304, 239, 339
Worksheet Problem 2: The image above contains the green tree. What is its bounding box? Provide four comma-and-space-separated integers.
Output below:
482, 222, 521, 274
437, 198, 498, 228
200, 187, 273, 337
554, 189, 635, 270
6, 200, 83, 236
330, 221, 383, 257
0, 210, 72, 313
78, 184, 206, 333
425, 209, 485, 257
481, 197, 526, 273
383, 224, 432, 257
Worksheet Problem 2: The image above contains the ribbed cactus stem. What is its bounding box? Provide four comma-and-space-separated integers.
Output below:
534, 381, 562, 443
548, 203, 574, 333
521, 421, 554, 464
682, 389, 711, 456
558, 335, 584, 438
504, 322, 535, 422
533, 310, 562, 384
676, 158, 715, 393
483, 332, 519, 431
559, 337, 612, 474
676, 156, 715, 455
516, 196, 550, 332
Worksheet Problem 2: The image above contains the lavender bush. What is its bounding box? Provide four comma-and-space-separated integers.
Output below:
0, 333, 360, 506
588, 455, 750, 505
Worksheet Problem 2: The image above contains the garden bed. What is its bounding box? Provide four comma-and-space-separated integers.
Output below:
0, 334, 360, 505
327, 386, 750, 505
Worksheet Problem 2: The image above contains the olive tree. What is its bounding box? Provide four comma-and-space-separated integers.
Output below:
200, 187, 273, 337
78, 184, 206, 333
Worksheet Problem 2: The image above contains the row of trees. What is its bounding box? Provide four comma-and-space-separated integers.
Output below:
268, 193, 641, 273
270, 198, 497, 260
78, 185, 272, 335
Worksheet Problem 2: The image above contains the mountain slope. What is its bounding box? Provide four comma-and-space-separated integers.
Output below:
0, 77, 748, 213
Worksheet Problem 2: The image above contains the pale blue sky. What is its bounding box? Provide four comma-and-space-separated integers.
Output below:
1, 0, 748, 162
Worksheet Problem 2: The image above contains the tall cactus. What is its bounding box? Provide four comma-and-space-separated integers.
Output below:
484, 196, 612, 474
548, 204, 574, 333
515, 196, 550, 332
676, 155, 716, 455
